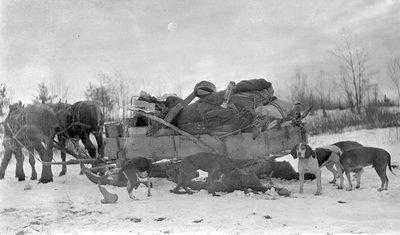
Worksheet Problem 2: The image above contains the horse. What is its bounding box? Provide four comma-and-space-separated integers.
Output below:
0, 101, 59, 183
49, 100, 104, 176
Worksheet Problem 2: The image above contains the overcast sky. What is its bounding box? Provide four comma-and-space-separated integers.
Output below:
1, 0, 399, 103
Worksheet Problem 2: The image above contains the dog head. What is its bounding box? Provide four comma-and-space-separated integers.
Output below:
290, 143, 315, 159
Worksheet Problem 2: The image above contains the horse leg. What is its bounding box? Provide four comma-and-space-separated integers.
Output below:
80, 132, 96, 158
58, 137, 67, 176
27, 146, 37, 180
0, 148, 13, 179
94, 132, 104, 158
35, 139, 53, 184
14, 147, 26, 181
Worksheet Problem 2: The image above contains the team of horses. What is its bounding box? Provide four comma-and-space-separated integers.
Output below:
0, 100, 104, 183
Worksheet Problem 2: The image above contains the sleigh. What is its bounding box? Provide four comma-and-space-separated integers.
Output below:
81, 80, 310, 188
97, 99, 309, 179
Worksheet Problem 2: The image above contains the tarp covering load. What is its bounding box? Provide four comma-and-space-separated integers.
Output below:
134, 78, 299, 136
170, 79, 290, 135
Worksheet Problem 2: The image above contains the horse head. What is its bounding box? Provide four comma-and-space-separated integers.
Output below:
47, 101, 72, 129
57, 109, 73, 129
9, 101, 24, 112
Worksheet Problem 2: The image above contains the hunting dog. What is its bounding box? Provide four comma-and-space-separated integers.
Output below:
322, 141, 363, 186
170, 152, 237, 196
313, 141, 363, 188
291, 143, 345, 195
340, 147, 395, 191
291, 143, 323, 195
109, 156, 152, 200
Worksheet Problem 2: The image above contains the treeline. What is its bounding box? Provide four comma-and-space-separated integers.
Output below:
287, 31, 400, 117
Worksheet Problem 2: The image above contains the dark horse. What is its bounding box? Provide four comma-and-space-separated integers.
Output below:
49, 100, 104, 176
0, 102, 59, 183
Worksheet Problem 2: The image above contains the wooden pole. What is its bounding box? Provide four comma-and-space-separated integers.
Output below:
163, 92, 196, 123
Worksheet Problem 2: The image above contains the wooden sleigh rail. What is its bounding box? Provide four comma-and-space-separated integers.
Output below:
42, 139, 113, 167
42, 158, 104, 166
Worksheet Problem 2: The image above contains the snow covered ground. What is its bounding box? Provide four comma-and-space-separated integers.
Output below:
1, 127, 400, 235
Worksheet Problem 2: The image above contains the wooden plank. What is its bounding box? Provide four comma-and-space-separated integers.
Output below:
174, 135, 224, 158
222, 133, 268, 159
104, 138, 119, 159
122, 136, 176, 160
104, 136, 176, 160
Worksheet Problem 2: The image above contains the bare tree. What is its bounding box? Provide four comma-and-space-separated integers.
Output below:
290, 67, 308, 102
332, 31, 375, 114
85, 74, 115, 120
50, 74, 70, 102
315, 70, 330, 117
387, 56, 400, 105
111, 72, 136, 119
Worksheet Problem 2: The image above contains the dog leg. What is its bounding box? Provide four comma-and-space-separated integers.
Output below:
171, 171, 195, 194
123, 171, 139, 200
170, 184, 183, 194
335, 162, 344, 189
170, 171, 183, 194
345, 171, 353, 191
315, 170, 322, 195
383, 168, 389, 191
129, 191, 138, 200
375, 166, 388, 191
127, 180, 138, 200
208, 169, 221, 197
267, 170, 274, 185
299, 171, 304, 194
326, 163, 337, 184
184, 171, 198, 194
355, 168, 364, 189
147, 176, 151, 197
182, 172, 195, 194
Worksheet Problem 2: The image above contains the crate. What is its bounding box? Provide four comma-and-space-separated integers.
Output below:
105, 122, 123, 138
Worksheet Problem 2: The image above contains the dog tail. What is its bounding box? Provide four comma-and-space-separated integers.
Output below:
386, 151, 396, 176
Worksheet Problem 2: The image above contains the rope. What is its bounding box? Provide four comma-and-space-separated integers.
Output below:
217, 123, 255, 139
217, 114, 266, 139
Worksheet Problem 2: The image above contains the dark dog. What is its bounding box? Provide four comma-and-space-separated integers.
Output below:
322, 141, 364, 185
340, 147, 395, 191
109, 156, 152, 200
170, 152, 236, 196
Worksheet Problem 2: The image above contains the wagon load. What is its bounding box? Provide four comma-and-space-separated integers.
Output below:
168, 78, 295, 135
